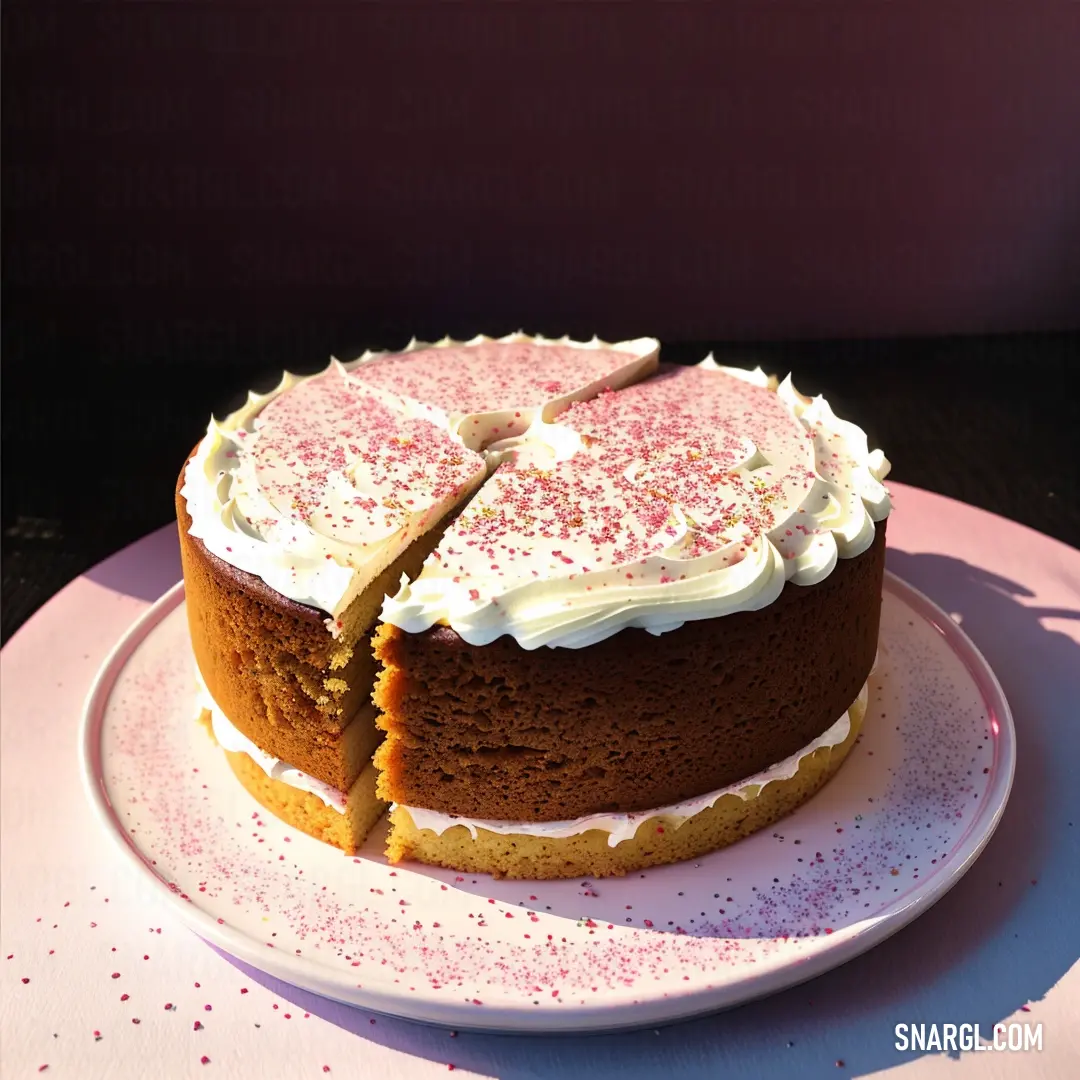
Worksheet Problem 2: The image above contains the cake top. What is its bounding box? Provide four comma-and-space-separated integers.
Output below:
182, 336, 890, 646
384, 362, 890, 648
249, 366, 485, 552
180, 335, 660, 625
352, 333, 658, 450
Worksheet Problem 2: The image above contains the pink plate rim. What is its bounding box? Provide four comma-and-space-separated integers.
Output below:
78, 570, 1016, 1032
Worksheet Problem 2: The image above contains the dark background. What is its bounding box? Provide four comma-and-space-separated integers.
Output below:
3, 1, 1079, 643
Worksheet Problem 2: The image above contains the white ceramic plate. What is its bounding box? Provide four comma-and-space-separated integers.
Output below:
81, 572, 1014, 1033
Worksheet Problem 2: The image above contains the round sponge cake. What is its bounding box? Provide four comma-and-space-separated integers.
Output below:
178, 341, 890, 879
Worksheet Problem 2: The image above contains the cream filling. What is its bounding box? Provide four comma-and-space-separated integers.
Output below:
397, 682, 867, 848
194, 672, 347, 814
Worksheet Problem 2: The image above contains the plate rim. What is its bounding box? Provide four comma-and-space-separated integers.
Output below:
79, 570, 1016, 1033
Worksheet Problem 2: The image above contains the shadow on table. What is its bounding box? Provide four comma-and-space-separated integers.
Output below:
84, 524, 181, 603
214, 548, 1080, 1078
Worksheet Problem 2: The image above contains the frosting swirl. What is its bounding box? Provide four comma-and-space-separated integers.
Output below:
181, 362, 488, 627
180, 334, 659, 632
182, 338, 888, 648
383, 360, 890, 648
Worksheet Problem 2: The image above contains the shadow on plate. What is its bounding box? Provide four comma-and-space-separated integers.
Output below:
84, 524, 181, 603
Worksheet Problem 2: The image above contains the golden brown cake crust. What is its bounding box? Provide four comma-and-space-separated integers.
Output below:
386, 686, 867, 878
178, 458, 359, 788
373, 522, 886, 821
177, 457, 444, 790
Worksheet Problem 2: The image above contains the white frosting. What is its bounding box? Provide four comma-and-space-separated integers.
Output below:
194, 673, 347, 814
180, 333, 659, 634
180, 363, 489, 631
182, 340, 888, 650
382, 357, 891, 649
348, 332, 660, 452
398, 682, 867, 847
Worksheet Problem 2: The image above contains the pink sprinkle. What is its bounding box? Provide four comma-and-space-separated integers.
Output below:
21, 977, 29, 984
201, 1056, 210, 1065
240, 988, 248, 994
193, 1021, 203, 1031
204, 1004, 212, 1011
110, 972, 120, 979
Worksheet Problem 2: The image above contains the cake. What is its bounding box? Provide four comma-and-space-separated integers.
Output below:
177, 333, 891, 879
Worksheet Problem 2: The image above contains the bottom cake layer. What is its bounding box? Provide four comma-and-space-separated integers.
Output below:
198, 706, 386, 855
386, 684, 868, 879
198, 681, 867, 877
224, 747, 385, 855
